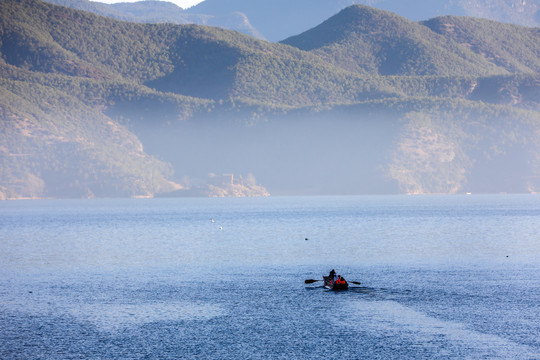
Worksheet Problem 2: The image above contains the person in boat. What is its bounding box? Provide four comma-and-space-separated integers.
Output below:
329, 269, 336, 281
335, 275, 346, 285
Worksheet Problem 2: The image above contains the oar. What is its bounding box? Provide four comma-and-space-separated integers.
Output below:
305, 279, 322, 284
348, 281, 361, 285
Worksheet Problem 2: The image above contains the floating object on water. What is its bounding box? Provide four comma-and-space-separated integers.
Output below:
305, 273, 361, 291
323, 276, 349, 290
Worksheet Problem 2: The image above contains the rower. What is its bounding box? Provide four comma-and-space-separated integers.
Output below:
329, 269, 336, 282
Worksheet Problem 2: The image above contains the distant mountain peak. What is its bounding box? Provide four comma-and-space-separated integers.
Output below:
281, 5, 409, 51
282, 5, 509, 77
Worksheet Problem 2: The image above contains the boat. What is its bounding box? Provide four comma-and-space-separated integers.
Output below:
323, 276, 349, 290
305, 272, 358, 289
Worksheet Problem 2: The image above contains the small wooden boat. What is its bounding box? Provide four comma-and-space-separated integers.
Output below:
323, 276, 348, 290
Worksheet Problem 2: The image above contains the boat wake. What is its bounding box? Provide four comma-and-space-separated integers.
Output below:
339, 300, 537, 359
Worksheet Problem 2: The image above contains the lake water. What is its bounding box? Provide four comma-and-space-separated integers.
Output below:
0, 195, 539, 359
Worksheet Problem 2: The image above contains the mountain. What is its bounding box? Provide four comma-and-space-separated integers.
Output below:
45, 0, 540, 42
422, 16, 540, 74
281, 5, 508, 77
188, 0, 540, 41
0, 74, 182, 199
1, 0, 540, 198
43, 0, 264, 39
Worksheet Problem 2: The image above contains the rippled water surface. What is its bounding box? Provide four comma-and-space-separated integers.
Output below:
1, 195, 539, 359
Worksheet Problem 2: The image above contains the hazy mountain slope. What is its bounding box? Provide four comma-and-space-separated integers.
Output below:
0, 75, 181, 199
452, 0, 539, 27
388, 74, 540, 111
423, 16, 540, 74
44, 0, 264, 39
281, 5, 508, 77
110, 1, 187, 21
201, 12, 264, 40
368, 0, 539, 26
188, 0, 363, 42
141, 97, 540, 196
43, 0, 130, 20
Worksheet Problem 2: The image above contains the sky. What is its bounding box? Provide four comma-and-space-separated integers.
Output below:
98, 0, 204, 9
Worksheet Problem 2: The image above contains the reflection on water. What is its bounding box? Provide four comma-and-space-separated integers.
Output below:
70, 302, 225, 331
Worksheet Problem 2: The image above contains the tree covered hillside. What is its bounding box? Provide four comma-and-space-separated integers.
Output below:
422, 16, 540, 74
282, 5, 510, 77
1, 0, 540, 198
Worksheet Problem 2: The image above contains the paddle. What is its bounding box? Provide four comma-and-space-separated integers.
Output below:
305, 279, 361, 285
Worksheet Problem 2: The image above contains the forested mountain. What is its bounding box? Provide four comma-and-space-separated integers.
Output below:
422, 16, 540, 74
1, 0, 539, 198
281, 6, 507, 76
45, 0, 540, 42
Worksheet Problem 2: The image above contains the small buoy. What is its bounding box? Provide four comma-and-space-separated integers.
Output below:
219, 226, 223, 230
305, 238, 309, 241
211, 218, 215, 223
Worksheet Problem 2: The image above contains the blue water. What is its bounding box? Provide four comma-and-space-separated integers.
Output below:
1, 195, 539, 359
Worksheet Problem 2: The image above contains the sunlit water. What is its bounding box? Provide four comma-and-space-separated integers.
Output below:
1, 195, 539, 359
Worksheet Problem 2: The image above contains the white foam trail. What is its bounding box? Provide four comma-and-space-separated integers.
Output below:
341, 300, 538, 359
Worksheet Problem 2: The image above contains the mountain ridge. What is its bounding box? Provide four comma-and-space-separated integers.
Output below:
281, 5, 509, 77
43, 0, 540, 42
188, 0, 540, 41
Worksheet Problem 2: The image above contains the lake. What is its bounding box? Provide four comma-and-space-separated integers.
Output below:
1, 195, 539, 359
